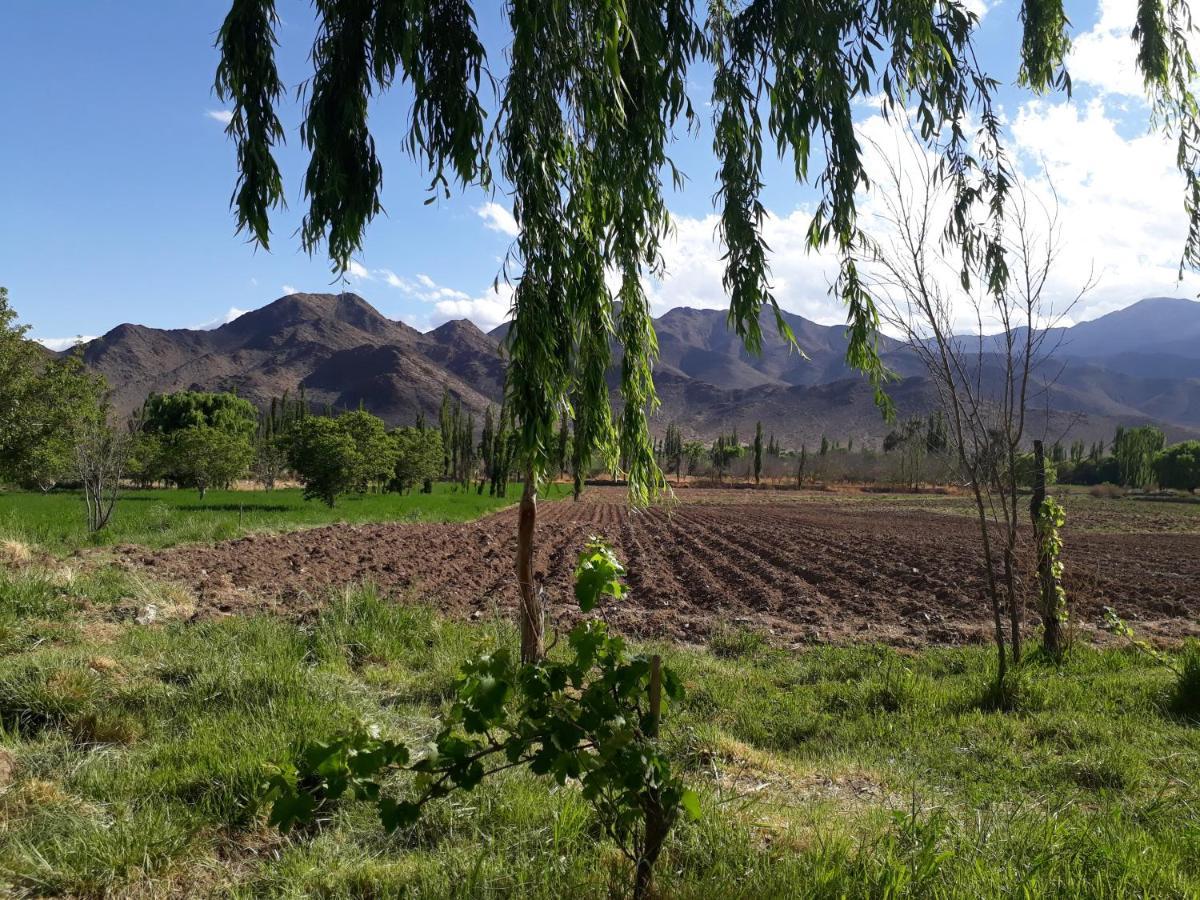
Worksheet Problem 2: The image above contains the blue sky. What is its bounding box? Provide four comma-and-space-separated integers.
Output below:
1, 0, 1195, 346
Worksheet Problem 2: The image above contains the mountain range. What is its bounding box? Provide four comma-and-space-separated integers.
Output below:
71, 292, 1200, 447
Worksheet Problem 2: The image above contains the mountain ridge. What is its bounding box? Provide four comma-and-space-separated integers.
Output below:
72, 292, 1200, 447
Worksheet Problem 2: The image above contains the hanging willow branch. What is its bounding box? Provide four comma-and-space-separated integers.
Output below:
215, 0, 1200, 500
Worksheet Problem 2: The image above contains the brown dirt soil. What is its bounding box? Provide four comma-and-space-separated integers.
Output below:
125, 488, 1200, 647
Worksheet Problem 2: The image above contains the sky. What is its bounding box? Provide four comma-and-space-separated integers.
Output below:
2, 0, 1198, 349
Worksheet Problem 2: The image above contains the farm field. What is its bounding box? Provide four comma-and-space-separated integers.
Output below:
133, 487, 1200, 646
1, 485, 1198, 897
0, 484, 567, 553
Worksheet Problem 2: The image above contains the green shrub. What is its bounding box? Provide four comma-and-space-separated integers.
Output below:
1170, 640, 1200, 720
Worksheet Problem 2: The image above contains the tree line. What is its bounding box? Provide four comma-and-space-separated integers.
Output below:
125, 388, 538, 509
0, 289, 552, 528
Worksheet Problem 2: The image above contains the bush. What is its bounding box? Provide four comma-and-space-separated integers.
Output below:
1089, 483, 1123, 500
1170, 640, 1200, 720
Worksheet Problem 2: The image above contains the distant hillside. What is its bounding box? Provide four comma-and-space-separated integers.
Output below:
80, 293, 502, 424
72, 292, 1200, 447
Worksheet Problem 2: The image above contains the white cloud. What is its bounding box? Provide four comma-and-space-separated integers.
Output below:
281, 284, 299, 295
477, 202, 519, 237
648, 210, 843, 323
347, 260, 373, 281
431, 282, 514, 330
1069, 1, 1144, 97
192, 307, 249, 330
205, 109, 234, 125
649, 100, 1200, 334
352, 96, 1199, 339
36, 336, 96, 352
377, 269, 410, 289
960, 0, 990, 22
1009, 98, 1200, 318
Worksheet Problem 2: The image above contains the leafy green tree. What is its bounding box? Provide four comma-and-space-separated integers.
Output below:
392, 427, 444, 494
709, 432, 743, 482
140, 390, 258, 486
141, 390, 257, 439
1058, 454, 1120, 486
1155, 441, 1200, 492
337, 409, 397, 492
287, 417, 360, 507
252, 411, 288, 491
171, 424, 255, 499
682, 440, 707, 476
0, 289, 109, 490
13, 355, 106, 492
456, 411, 476, 488
1113, 425, 1165, 489
215, 0, 1200, 668
662, 423, 684, 476
439, 391, 454, 478
0, 286, 38, 473
126, 431, 167, 488
478, 406, 496, 495
925, 411, 949, 454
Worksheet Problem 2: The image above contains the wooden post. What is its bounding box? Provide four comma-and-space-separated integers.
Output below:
516, 467, 544, 663
647, 655, 662, 738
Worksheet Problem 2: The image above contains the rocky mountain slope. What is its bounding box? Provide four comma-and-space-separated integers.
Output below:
74, 292, 1200, 447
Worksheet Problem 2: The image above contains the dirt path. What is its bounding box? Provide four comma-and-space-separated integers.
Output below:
127, 489, 1200, 647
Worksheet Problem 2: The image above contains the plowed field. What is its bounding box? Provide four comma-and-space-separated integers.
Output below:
129, 489, 1200, 647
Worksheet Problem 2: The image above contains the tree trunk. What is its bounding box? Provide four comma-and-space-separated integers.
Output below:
970, 481, 1007, 681
635, 656, 667, 900
1031, 440, 1063, 656
1004, 543, 1022, 664
516, 467, 544, 663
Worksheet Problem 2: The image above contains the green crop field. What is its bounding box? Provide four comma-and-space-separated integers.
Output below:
0, 484, 569, 553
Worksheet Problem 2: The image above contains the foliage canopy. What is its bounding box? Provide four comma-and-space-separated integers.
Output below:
214, 0, 1200, 498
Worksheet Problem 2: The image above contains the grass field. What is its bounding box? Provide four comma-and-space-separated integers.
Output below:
0, 488, 1197, 897
0, 564, 1196, 897
0, 484, 569, 553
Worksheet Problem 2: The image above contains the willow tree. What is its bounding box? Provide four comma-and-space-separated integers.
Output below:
216, 0, 1200, 663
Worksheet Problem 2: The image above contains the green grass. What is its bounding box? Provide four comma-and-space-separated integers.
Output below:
0, 565, 1196, 898
0, 483, 568, 553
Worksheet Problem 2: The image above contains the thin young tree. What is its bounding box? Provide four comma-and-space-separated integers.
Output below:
75, 408, 130, 533
215, 0, 1200, 671
868, 134, 1092, 678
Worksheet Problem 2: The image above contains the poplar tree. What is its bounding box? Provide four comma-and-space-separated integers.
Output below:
752, 421, 764, 485
216, 0, 1200, 663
